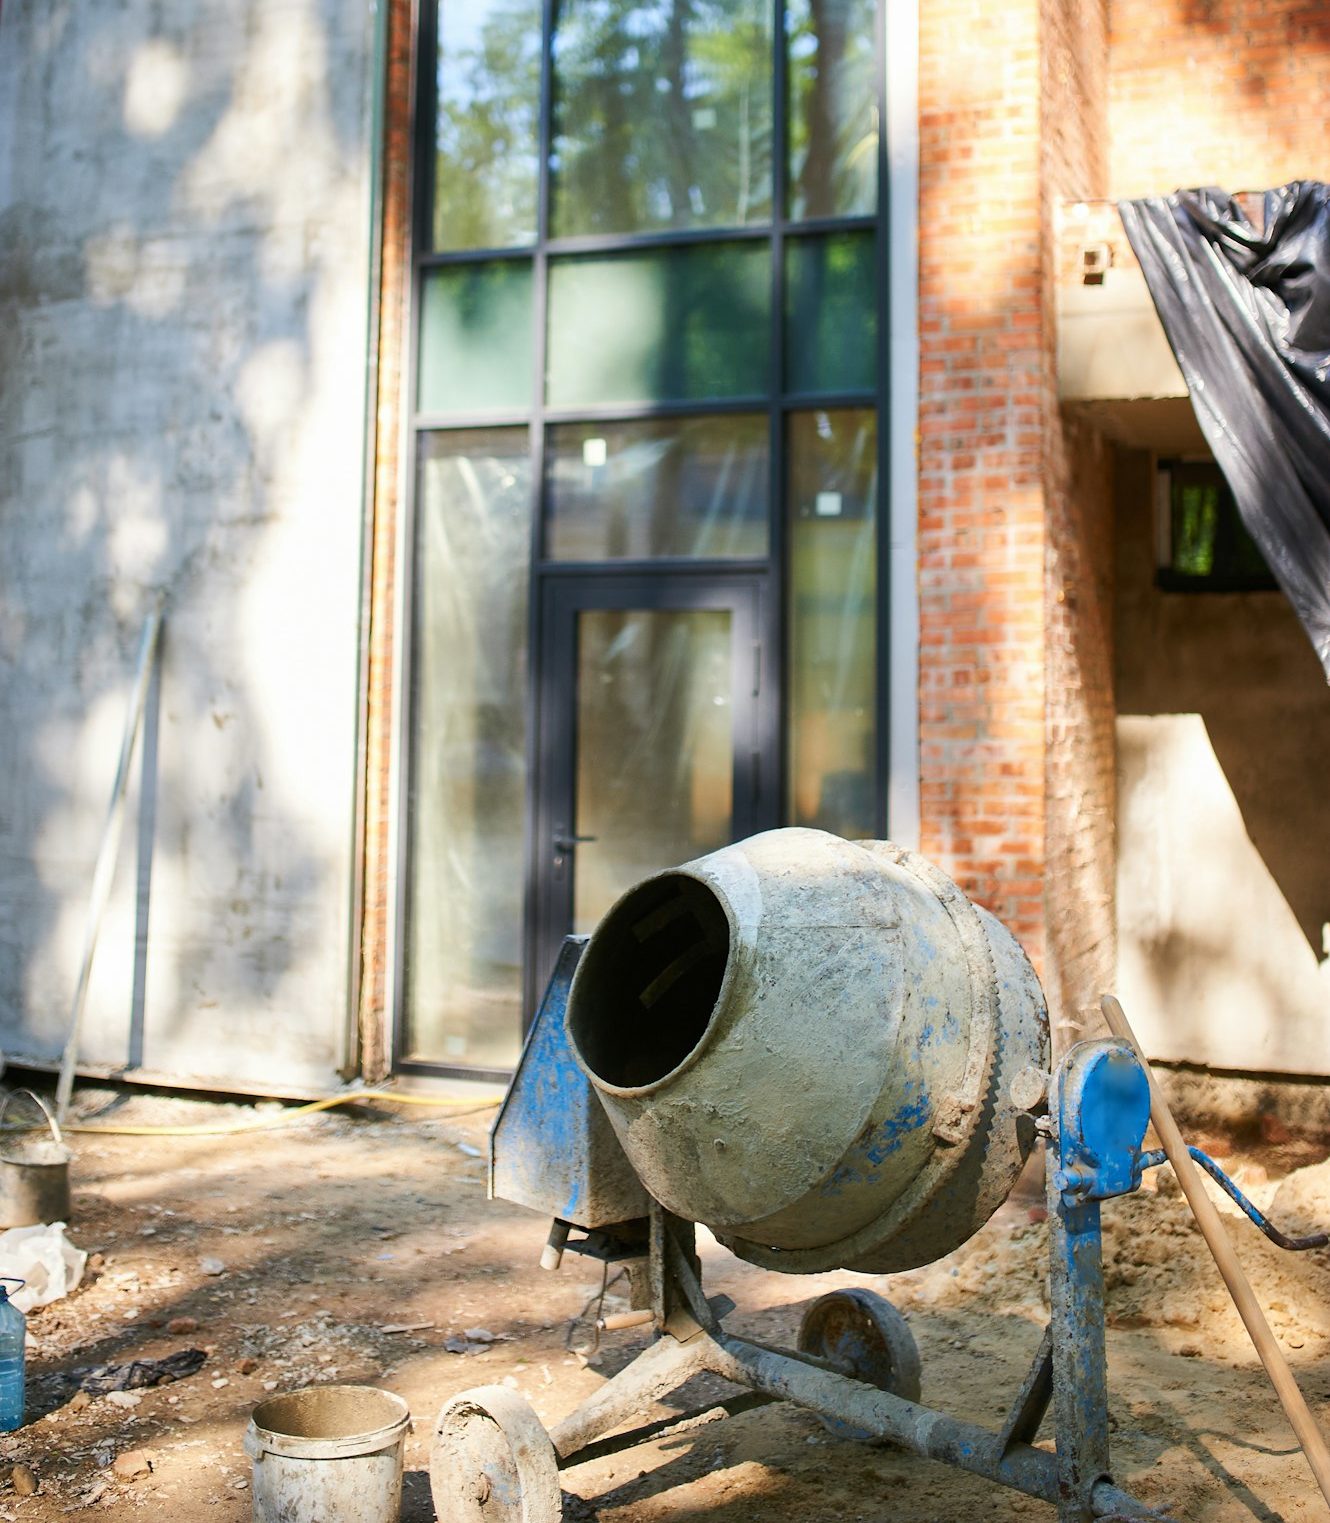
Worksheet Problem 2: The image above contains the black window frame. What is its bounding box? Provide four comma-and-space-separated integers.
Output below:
395, 0, 892, 1078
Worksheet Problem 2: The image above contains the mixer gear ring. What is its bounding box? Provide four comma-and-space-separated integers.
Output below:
431, 1384, 562, 1523
797, 1288, 922, 1441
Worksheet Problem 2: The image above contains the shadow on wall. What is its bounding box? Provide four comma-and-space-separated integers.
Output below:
1203, 669, 1330, 956
1115, 443, 1330, 955
1116, 703, 1330, 1073
0, 0, 371, 1084
1117, 592, 1330, 959
1114, 448, 1330, 1074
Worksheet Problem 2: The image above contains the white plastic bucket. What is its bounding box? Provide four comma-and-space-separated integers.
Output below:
244, 1384, 410, 1523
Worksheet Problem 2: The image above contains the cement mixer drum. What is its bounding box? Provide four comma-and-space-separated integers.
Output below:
565, 828, 1049, 1274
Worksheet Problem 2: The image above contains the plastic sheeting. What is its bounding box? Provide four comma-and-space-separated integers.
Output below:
1119, 183, 1330, 679
0, 1222, 86, 1313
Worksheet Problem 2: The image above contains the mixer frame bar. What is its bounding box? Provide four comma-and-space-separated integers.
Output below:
528, 1038, 1170, 1522
542, 1155, 1158, 1523
455, 945, 1176, 1523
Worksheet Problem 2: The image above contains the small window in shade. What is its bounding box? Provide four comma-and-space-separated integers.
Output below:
787, 0, 878, 220
1156, 461, 1276, 591
545, 415, 770, 560
787, 409, 877, 840
785, 232, 876, 396
546, 243, 771, 408
432, 0, 541, 250
418, 262, 534, 416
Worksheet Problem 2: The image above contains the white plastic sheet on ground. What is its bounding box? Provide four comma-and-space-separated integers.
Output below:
0, 1222, 86, 1312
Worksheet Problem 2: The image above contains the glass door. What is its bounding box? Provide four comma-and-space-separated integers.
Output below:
531, 575, 767, 1003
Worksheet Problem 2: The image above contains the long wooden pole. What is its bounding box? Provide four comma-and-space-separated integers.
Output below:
1100, 994, 1330, 1511
55, 610, 162, 1123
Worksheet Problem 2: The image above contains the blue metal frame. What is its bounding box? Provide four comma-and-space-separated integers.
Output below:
1140, 1146, 1329, 1252
478, 908, 1330, 1522
1046, 1040, 1153, 1520
488, 987, 1174, 1519
490, 936, 648, 1230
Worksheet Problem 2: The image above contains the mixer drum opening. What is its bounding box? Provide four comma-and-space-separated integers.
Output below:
568, 872, 731, 1092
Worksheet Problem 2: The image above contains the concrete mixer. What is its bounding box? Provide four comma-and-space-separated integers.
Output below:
431, 829, 1325, 1523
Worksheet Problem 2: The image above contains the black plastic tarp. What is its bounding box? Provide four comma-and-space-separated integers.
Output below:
1118, 182, 1330, 679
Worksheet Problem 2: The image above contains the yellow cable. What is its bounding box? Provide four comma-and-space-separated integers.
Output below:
53, 1089, 505, 1138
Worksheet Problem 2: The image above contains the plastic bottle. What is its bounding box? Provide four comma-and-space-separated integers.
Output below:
0, 1278, 25, 1431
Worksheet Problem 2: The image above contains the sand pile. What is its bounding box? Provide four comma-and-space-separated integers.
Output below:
910, 1155, 1330, 1358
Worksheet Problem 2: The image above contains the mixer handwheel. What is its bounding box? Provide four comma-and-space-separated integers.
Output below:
431, 1384, 562, 1523
797, 1288, 922, 1441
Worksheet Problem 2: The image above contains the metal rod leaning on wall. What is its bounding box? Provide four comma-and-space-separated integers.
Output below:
1100, 994, 1330, 1513
55, 608, 163, 1124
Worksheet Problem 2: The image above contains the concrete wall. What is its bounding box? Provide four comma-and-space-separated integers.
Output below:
1115, 450, 1330, 1077
0, 0, 375, 1091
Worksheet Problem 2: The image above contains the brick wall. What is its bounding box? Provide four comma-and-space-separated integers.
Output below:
912, 0, 1327, 1044
1033, 0, 1330, 1048
1109, 0, 1330, 198
917, 0, 1117, 1043
917, 0, 1048, 965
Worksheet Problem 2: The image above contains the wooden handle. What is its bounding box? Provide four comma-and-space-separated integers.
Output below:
1100, 994, 1330, 1512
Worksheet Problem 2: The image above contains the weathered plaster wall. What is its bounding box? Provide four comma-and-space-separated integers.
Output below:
0, 0, 374, 1090
1115, 450, 1330, 1077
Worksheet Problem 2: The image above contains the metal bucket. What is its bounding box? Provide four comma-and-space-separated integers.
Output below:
244, 1385, 410, 1523
566, 828, 1050, 1275
0, 1091, 71, 1228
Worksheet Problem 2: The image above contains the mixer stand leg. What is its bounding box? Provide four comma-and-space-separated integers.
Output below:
1047, 1116, 1117, 1521
548, 1328, 712, 1461
438, 1191, 1158, 1521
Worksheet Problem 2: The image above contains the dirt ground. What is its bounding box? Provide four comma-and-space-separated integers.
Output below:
7, 1083, 1330, 1522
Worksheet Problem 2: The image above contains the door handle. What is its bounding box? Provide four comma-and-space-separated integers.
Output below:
553, 833, 598, 853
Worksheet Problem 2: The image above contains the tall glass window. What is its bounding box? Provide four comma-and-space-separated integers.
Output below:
403, 0, 884, 1072
406, 431, 532, 1067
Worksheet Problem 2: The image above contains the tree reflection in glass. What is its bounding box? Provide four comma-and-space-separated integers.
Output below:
433, 0, 542, 250
785, 231, 876, 395
551, 0, 774, 237
787, 0, 877, 220
547, 242, 771, 405
787, 408, 877, 838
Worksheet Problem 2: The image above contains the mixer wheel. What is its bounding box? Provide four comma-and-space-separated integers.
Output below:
797, 1288, 922, 1441
431, 1384, 562, 1523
